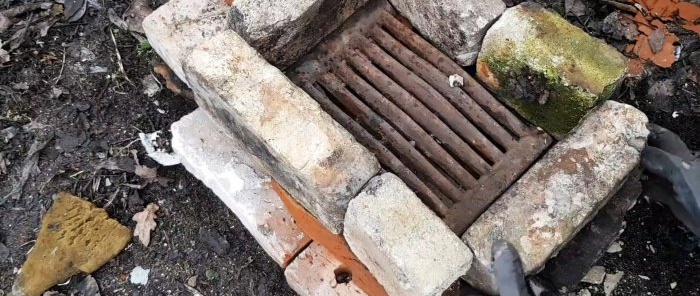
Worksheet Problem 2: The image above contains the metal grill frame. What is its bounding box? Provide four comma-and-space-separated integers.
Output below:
288, 0, 552, 235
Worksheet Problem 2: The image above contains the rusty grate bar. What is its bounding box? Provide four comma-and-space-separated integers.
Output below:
288, 0, 552, 235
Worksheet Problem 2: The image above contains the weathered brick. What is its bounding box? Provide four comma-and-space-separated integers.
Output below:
462, 101, 648, 294
285, 242, 368, 296
476, 2, 628, 139
389, 0, 505, 66
273, 182, 388, 296
228, 0, 368, 69
344, 173, 472, 296
170, 109, 310, 267
142, 0, 228, 84
183, 30, 380, 233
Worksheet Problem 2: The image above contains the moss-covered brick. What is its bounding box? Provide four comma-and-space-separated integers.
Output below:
476, 2, 628, 139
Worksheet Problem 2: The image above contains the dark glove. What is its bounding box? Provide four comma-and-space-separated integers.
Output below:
642, 124, 700, 236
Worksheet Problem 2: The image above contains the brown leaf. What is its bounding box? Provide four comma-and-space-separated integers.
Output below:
153, 64, 182, 94
134, 164, 171, 186
132, 203, 159, 247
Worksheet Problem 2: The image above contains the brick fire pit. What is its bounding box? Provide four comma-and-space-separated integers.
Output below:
144, 0, 649, 295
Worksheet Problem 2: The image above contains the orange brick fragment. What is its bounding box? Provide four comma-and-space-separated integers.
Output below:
650, 33, 678, 68
683, 23, 700, 35
628, 59, 646, 77
272, 182, 389, 296
677, 2, 700, 23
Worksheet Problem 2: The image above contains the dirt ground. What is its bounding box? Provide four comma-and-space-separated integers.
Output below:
0, 0, 698, 296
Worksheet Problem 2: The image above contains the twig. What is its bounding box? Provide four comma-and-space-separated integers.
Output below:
109, 28, 133, 84
600, 0, 638, 14
104, 187, 120, 208
53, 47, 67, 84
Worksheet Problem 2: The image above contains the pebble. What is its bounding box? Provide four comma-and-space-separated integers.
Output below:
638, 275, 650, 280
581, 266, 606, 285
606, 241, 623, 254
671, 282, 677, 289
78, 275, 100, 296
604, 271, 624, 296
187, 275, 198, 287
130, 266, 150, 285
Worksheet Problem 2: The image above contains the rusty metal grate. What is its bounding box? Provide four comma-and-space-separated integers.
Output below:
288, 0, 552, 235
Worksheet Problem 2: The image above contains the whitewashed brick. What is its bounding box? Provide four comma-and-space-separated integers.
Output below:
462, 101, 648, 294
182, 30, 381, 233
143, 0, 228, 84
344, 173, 472, 296
171, 109, 309, 267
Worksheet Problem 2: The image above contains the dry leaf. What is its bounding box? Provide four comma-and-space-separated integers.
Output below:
132, 203, 159, 247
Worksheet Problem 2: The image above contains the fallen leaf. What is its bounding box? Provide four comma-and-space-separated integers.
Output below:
107, 8, 128, 30
63, 0, 87, 22
132, 203, 159, 247
0, 14, 11, 33
677, 2, 700, 23
649, 29, 665, 53
153, 64, 183, 94
134, 164, 158, 181
0, 49, 9, 64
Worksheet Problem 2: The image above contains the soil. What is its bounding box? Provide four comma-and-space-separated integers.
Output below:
0, 0, 697, 296
0, 0, 294, 295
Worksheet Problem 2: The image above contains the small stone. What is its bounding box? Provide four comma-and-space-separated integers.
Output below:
389, 0, 506, 66
187, 275, 197, 287
477, 2, 628, 139
11, 193, 131, 296
77, 275, 100, 296
448, 74, 464, 88
607, 242, 623, 254
603, 271, 624, 296
198, 228, 230, 256
638, 275, 650, 280
581, 266, 606, 285
130, 266, 150, 285
671, 282, 677, 289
